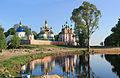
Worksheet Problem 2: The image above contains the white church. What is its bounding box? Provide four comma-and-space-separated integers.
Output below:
6, 18, 34, 43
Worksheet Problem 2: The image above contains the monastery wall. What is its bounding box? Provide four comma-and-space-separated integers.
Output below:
20, 40, 65, 45
20, 40, 30, 44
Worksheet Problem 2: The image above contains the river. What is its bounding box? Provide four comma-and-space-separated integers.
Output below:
21, 54, 120, 78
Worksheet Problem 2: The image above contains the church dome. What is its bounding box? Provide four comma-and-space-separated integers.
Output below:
16, 26, 25, 32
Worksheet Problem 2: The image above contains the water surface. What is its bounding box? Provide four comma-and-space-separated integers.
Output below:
21, 54, 120, 78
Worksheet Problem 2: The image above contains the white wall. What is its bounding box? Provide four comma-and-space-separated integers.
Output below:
16, 32, 25, 37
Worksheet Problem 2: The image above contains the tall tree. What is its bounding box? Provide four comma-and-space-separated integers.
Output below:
0, 26, 7, 49
71, 1, 101, 51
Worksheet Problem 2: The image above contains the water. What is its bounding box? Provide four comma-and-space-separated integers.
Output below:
21, 54, 120, 78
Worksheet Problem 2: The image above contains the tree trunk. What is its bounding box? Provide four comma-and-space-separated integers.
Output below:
87, 23, 90, 52
88, 36, 90, 52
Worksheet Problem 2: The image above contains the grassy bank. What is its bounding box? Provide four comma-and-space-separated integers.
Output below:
19, 44, 86, 50
0, 45, 88, 77
0, 52, 52, 78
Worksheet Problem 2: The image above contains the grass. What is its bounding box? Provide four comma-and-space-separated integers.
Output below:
19, 44, 87, 50
0, 52, 52, 78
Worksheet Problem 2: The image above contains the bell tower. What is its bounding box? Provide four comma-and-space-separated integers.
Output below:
45, 20, 47, 28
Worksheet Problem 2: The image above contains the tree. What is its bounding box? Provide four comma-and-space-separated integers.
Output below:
104, 19, 120, 47
4, 28, 16, 37
74, 23, 87, 47
54, 35, 59, 41
0, 25, 4, 33
100, 42, 104, 46
32, 31, 38, 39
71, 1, 101, 51
0, 26, 7, 49
10, 34, 20, 49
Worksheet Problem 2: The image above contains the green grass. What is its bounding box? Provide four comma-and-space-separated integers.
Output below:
0, 52, 52, 78
19, 44, 87, 50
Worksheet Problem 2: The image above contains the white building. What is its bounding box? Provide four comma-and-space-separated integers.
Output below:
39, 20, 54, 41
16, 19, 25, 38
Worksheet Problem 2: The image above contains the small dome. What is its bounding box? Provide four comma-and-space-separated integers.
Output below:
49, 31, 54, 34
16, 26, 25, 32
29, 28, 31, 31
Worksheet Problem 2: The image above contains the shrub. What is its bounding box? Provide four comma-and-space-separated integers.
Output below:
10, 34, 20, 49
0, 26, 7, 49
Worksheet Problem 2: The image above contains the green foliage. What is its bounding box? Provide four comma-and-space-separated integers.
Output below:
0, 26, 7, 49
74, 25, 87, 47
4, 28, 16, 37
71, 1, 101, 50
54, 35, 59, 41
104, 19, 120, 46
32, 31, 38, 39
10, 34, 20, 49
0, 25, 4, 33
100, 42, 104, 46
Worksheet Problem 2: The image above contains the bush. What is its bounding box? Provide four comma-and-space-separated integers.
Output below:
0, 26, 7, 49
10, 34, 20, 49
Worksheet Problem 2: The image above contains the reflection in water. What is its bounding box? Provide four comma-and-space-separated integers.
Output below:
21, 54, 99, 78
105, 54, 120, 78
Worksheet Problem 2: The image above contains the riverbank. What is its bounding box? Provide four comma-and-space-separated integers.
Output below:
1, 45, 120, 78
0, 44, 87, 61
0, 45, 85, 78
0, 52, 53, 78
1, 45, 120, 61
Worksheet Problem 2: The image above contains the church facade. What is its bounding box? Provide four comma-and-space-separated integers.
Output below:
58, 21, 76, 46
16, 20, 25, 38
6, 18, 34, 43
39, 20, 54, 41
16, 18, 34, 40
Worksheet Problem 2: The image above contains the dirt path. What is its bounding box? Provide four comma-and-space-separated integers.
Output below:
91, 48, 120, 54
0, 48, 84, 61
1, 47, 120, 61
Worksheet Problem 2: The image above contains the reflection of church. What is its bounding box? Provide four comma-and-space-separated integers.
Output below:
21, 54, 92, 78
28, 55, 78, 76
39, 20, 54, 41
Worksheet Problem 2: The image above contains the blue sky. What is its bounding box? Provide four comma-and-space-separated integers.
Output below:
0, 0, 120, 46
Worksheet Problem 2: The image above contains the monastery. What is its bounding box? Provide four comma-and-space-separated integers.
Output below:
7, 18, 76, 46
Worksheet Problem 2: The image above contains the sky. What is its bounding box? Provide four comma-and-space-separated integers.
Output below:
0, 0, 120, 46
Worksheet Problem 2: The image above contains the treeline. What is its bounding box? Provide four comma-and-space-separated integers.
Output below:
104, 19, 120, 47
